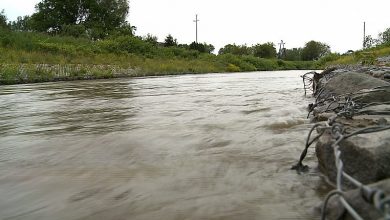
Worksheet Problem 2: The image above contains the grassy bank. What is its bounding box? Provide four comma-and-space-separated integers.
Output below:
317, 44, 390, 67
0, 30, 316, 85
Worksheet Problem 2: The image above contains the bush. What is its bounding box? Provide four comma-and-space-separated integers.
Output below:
98, 36, 154, 55
316, 53, 341, 67
226, 64, 240, 72
219, 54, 256, 71
60, 24, 88, 38
242, 56, 278, 71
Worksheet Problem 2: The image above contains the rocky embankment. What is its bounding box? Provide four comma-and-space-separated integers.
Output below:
298, 64, 390, 219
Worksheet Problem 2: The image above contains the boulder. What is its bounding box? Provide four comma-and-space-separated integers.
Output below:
304, 66, 390, 220
313, 112, 337, 122
377, 56, 390, 65
322, 178, 390, 220
317, 71, 389, 100
352, 87, 390, 104
310, 69, 390, 121
316, 124, 390, 186
371, 71, 385, 78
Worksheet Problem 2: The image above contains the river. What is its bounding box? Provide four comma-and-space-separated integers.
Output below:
0, 71, 327, 220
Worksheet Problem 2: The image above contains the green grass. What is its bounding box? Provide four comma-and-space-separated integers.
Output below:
319, 43, 390, 67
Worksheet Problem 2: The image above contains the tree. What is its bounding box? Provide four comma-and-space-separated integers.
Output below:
379, 28, 390, 45
204, 43, 215, 54
189, 42, 215, 54
301, 41, 330, 61
189, 42, 204, 52
10, 16, 32, 31
143, 34, 158, 46
30, 0, 129, 39
110, 23, 137, 38
86, 0, 129, 39
218, 44, 252, 56
30, 0, 87, 33
164, 34, 177, 47
253, 42, 277, 58
364, 35, 379, 49
0, 10, 8, 29
284, 48, 303, 61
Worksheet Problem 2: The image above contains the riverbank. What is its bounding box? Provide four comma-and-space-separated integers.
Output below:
0, 61, 315, 85
0, 61, 316, 85
295, 65, 390, 219
0, 30, 317, 85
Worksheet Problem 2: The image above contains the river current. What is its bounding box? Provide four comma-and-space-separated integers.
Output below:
0, 71, 327, 220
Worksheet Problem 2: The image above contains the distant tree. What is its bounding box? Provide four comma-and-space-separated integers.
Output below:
379, 28, 390, 45
364, 35, 379, 49
177, 43, 190, 49
110, 23, 137, 37
204, 43, 215, 54
189, 42, 204, 52
301, 41, 330, 61
10, 16, 31, 31
284, 48, 303, 61
253, 42, 277, 59
143, 34, 158, 46
218, 44, 252, 56
30, 0, 129, 39
164, 34, 177, 47
189, 42, 215, 54
0, 9, 8, 29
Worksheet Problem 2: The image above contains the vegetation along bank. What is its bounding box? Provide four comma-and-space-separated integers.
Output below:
0, 0, 390, 85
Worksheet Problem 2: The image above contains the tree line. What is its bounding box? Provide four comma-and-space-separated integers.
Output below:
0, 2, 215, 55
218, 41, 331, 61
364, 28, 390, 48
2, 0, 389, 62
0, 1, 331, 60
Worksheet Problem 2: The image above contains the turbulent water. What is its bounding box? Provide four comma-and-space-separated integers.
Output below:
0, 71, 328, 220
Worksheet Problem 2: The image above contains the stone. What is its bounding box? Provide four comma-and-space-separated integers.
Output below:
322, 178, 390, 220
317, 71, 389, 99
305, 66, 390, 220
377, 56, 390, 64
315, 126, 390, 186
352, 87, 390, 104
314, 113, 337, 122
371, 71, 385, 78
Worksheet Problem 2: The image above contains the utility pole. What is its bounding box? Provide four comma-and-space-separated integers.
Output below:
278, 40, 286, 59
363, 21, 366, 49
193, 14, 199, 43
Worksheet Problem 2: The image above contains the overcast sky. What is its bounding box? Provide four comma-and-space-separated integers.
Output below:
1, 0, 389, 53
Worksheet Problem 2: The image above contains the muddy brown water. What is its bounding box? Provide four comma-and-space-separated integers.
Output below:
0, 71, 328, 220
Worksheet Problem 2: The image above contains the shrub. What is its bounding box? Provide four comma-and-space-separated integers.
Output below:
242, 56, 278, 71
60, 24, 88, 38
226, 64, 240, 72
98, 36, 154, 55
316, 53, 341, 67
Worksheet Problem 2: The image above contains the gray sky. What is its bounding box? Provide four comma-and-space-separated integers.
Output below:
1, 0, 389, 53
